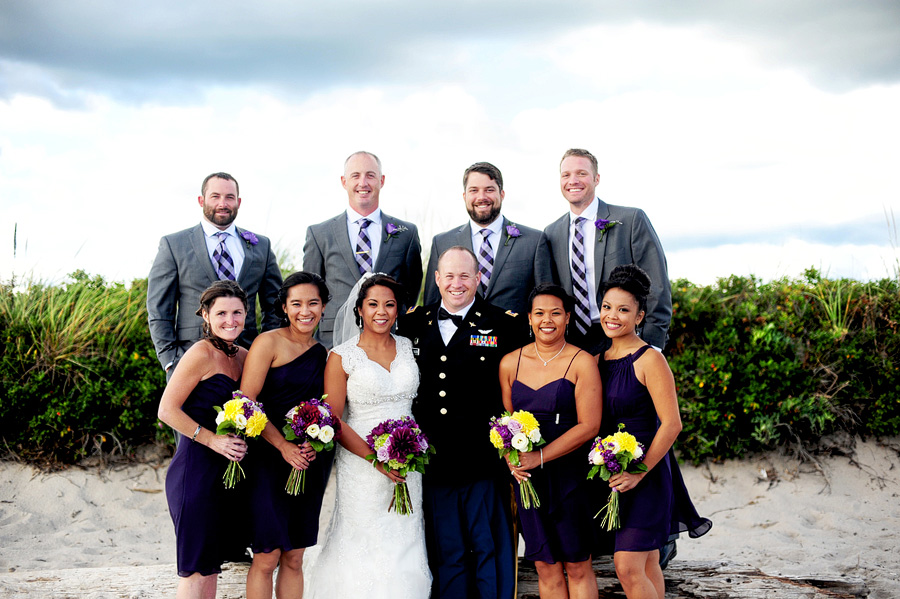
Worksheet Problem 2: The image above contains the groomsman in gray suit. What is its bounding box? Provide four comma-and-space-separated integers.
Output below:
536, 148, 671, 354
147, 172, 283, 376
423, 161, 549, 317
303, 151, 423, 348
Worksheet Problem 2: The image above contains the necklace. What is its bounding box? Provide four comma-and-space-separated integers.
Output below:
534, 342, 566, 366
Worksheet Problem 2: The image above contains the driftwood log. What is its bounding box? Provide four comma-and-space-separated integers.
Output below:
518, 558, 869, 598
0, 559, 868, 598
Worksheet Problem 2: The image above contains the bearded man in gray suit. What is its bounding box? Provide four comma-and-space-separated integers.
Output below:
536, 149, 671, 354
303, 151, 423, 348
147, 172, 283, 377
423, 161, 549, 317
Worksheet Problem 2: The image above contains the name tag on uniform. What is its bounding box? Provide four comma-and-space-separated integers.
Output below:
470, 334, 498, 347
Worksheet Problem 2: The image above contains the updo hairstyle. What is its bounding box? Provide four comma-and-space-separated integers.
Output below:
353, 273, 405, 327
277, 271, 331, 326
601, 264, 652, 313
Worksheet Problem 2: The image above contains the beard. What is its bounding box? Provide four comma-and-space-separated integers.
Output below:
203, 202, 239, 227
466, 203, 501, 226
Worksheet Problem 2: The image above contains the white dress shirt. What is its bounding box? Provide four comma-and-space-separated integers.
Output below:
201, 220, 245, 279
567, 197, 600, 323
346, 207, 383, 268
438, 299, 475, 345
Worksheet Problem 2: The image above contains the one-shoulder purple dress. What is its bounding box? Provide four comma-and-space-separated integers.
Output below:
245, 344, 331, 553
165, 373, 244, 577
599, 345, 711, 552
511, 350, 596, 564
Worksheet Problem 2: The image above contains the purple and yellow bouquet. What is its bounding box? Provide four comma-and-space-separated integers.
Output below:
489, 410, 545, 509
282, 396, 341, 495
586, 423, 647, 530
214, 391, 268, 488
365, 416, 435, 515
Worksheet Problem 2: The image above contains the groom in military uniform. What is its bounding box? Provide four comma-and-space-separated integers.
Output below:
399, 246, 526, 599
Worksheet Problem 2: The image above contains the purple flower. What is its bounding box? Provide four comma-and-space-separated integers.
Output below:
240, 230, 259, 247
384, 222, 409, 243
593, 219, 622, 243
504, 223, 521, 246
388, 427, 421, 461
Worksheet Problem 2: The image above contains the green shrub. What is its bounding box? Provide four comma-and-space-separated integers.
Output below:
0, 271, 166, 462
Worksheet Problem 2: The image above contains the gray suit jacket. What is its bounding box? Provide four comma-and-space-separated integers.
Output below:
147, 224, 283, 371
535, 199, 672, 349
423, 217, 551, 316
302, 212, 422, 348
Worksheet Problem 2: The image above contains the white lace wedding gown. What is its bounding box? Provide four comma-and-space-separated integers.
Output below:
304, 334, 432, 598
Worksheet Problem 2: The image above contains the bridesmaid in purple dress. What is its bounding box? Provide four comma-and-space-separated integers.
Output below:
499, 283, 602, 599
240, 272, 332, 599
158, 280, 250, 599
598, 265, 711, 599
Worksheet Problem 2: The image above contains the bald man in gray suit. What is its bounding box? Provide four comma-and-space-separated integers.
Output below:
303, 151, 422, 348
147, 172, 282, 377
423, 161, 549, 317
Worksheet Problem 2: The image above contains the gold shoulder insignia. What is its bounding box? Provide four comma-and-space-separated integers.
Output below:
505, 310, 518, 317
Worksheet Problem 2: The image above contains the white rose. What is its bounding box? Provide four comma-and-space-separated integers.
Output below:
215, 411, 226, 426
306, 423, 321, 438
633, 445, 643, 459
528, 429, 541, 443
499, 416, 510, 426
608, 440, 620, 454
591, 450, 604, 466
235, 414, 247, 429
511, 433, 529, 452
319, 425, 335, 443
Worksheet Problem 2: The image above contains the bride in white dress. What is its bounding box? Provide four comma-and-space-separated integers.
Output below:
304, 274, 432, 598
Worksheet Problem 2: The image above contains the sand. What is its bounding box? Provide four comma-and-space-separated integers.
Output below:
0, 437, 898, 598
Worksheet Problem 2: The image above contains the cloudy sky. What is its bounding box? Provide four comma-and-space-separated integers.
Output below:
2, 0, 899, 286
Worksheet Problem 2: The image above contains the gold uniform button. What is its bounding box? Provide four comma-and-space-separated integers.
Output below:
439, 390, 447, 397
439, 373, 446, 379
440, 408, 448, 415
480, 356, 486, 361
440, 355, 447, 362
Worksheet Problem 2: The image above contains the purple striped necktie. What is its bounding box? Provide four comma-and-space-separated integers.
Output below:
571, 217, 591, 334
213, 232, 236, 281
477, 228, 493, 296
354, 218, 374, 275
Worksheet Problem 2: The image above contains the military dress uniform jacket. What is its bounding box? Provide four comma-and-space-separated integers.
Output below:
399, 296, 527, 486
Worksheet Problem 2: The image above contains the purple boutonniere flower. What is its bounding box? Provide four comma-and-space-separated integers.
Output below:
504, 223, 521, 246
594, 219, 622, 243
240, 230, 259, 247
384, 222, 409, 243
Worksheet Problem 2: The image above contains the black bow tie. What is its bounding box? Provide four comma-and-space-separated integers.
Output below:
438, 307, 464, 326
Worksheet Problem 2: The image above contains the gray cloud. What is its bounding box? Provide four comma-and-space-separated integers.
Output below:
2, 0, 899, 105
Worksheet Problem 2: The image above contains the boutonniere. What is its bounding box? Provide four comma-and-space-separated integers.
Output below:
240, 230, 259, 248
594, 219, 622, 243
504, 223, 521, 246
384, 222, 408, 243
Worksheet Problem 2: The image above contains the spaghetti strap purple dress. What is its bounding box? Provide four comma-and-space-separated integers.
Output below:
599, 345, 711, 552
244, 343, 331, 553
511, 350, 597, 564
165, 373, 244, 577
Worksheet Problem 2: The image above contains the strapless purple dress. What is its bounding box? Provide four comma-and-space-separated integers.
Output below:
599, 345, 711, 552
165, 373, 245, 576
511, 351, 596, 564
244, 344, 331, 553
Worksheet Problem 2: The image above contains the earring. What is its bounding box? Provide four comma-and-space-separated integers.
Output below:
565, 323, 569, 338
529, 326, 533, 338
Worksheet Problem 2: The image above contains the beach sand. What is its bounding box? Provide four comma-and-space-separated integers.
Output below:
1, 437, 897, 598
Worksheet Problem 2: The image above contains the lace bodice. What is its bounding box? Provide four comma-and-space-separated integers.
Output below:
331, 334, 420, 432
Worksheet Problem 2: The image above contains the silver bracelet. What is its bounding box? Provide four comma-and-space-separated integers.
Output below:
540, 448, 544, 469
191, 425, 202, 442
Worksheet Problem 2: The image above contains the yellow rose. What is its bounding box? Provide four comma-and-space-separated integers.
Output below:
489, 428, 505, 449
245, 412, 268, 437
223, 399, 244, 422
511, 410, 540, 435
613, 431, 638, 455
